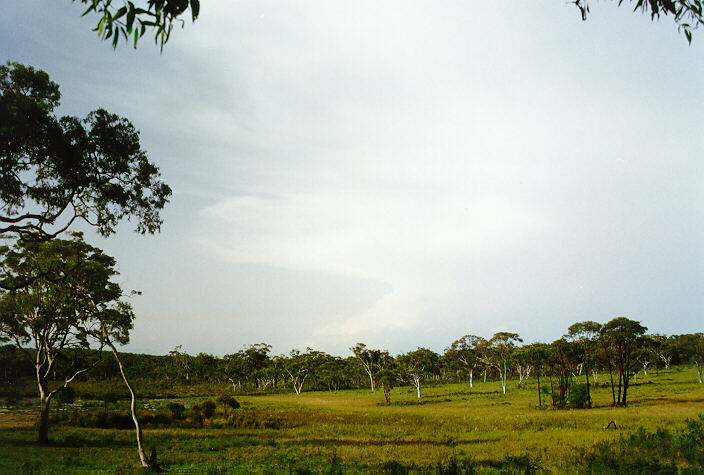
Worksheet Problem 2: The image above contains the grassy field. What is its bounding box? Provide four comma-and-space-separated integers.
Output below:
1, 366, 703, 472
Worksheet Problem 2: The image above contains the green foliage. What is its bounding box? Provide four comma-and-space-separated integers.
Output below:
165, 402, 185, 419
218, 395, 240, 410
74, 0, 200, 50
679, 414, 704, 466
377, 368, 396, 404
568, 383, 589, 409
581, 427, 678, 472
195, 399, 216, 419
573, 0, 704, 43
0, 62, 171, 242
580, 417, 704, 471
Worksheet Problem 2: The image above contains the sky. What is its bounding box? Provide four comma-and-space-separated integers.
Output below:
1, 1, 703, 357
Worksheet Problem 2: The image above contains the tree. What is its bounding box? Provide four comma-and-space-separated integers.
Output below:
397, 348, 439, 398
601, 317, 647, 406
74, 0, 200, 50
0, 234, 134, 444
523, 342, 550, 407
445, 335, 486, 389
481, 332, 522, 394
573, 0, 704, 42
285, 348, 325, 395
377, 368, 397, 405
0, 62, 171, 244
566, 321, 602, 408
239, 343, 271, 389
546, 338, 578, 408
678, 333, 704, 383
351, 343, 391, 392
168, 345, 193, 383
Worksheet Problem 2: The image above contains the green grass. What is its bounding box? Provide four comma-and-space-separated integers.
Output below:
2, 366, 703, 472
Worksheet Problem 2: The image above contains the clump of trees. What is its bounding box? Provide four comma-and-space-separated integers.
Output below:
6, 316, 700, 411
0, 61, 169, 468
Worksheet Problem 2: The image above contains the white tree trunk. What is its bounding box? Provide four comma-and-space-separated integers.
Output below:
108, 343, 149, 468
469, 369, 473, 388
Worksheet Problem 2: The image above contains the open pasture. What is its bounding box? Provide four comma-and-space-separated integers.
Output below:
1, 367, 703, 472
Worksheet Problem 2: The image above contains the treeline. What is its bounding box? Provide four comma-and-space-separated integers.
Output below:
2, 318, 702, 406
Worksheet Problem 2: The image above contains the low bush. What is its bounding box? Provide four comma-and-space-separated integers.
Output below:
679, 414, 704, 466
218, 395, 240, 410
580, 416, 704, 472
567, 383, 589, 409
165, 402, 185, 419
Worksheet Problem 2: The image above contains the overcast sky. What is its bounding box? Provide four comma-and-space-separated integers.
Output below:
2, 1, 703, 357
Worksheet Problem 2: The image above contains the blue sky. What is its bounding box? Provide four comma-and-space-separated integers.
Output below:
2, 1, 703, 356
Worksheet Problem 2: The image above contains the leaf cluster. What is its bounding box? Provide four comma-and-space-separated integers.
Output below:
573, 0, 704, 43
75, 0, 200, 50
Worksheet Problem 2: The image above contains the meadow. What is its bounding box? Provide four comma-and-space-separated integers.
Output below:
1, 366, 703, 473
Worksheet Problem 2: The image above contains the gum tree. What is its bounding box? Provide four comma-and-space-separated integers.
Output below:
0, 234, 134, 444
566, 321, 602, 408
397, 348, 439, 398
482, 332, 522, 394
678, 333, 704, 383
0, 62, 171, 245
601, 317, 647, 406
351, 343, 391, 392
445, 334, 486, 388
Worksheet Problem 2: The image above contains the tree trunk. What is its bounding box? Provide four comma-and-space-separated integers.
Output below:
108, 344, 149, 468
416, 379, 421, 398
369, 371, 375, 392
38, 388, 52, 445
585, 360, 591, 409
469, 369, 473, 388
501, 361, 507, 394
616, 365, 623, 406
608, 362, 616, 406
36, 357, 53, 445
537, 372, 541, 407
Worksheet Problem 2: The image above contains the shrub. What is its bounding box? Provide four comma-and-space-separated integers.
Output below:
581, 426, 677, 472
189, 412, 204, 427
199, 399, 217, 418
567, 383, 589, 409
166, 402, 185, 419
678, 414, 704, 467
218, 395, 240, 410
210, 418, 227, 429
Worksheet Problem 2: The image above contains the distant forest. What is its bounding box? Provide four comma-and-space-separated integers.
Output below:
3, 318, 702, 408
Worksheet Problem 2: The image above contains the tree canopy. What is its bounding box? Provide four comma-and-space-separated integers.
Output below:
0, 62, 171, 242
0, 233, 134, 443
